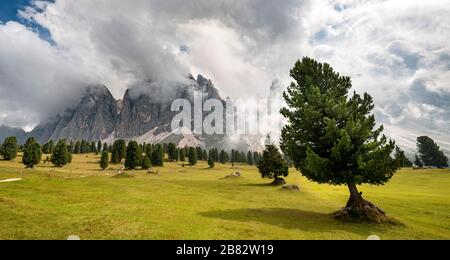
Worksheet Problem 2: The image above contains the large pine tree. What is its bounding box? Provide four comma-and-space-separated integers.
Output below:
179, 148, 186, 162
208, 156, 215, 168
247, 151, 254, 165
280, 57, 401, 223
116, 140, 127, 161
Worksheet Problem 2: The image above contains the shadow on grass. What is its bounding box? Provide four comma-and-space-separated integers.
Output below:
200, 207, 387, 235
240, 183, 274, 188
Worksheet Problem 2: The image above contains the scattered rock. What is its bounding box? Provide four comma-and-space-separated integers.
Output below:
147, 170, 159, 176
367, 235, 381, 240
0, 178, 23, 183
271, 178, 286, 186
281, 184, 300, 191
224, 172, 241, 179
67, 235, 81, 240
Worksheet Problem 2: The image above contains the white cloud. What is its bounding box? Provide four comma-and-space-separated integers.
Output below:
0, 21, 90, 129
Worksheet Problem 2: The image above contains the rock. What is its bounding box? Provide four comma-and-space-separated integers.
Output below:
225, 172, 241, 179
31, 85, 118, 143
147, 170, 159, 175
367, 235, 381, 240
271, 178, 286, 186
67, 235, 81, 240
281, 184, 300, 191
0, 178, 23, 183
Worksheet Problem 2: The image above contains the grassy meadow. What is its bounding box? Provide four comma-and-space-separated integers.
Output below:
0, 153, 449, 240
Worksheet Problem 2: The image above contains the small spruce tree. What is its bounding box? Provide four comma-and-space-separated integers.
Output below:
100, 151, 109, 170
247, 151, 254, 165
141, 156, 151, 170
22, 137, 42, 168
257, 145, 289, 185
125, 141, 142, 170
51, 140, 71, 167
151, 144, 164, 167
208, 156, 215, 168
1, 136, 18, 161
188, 147, 197, 166
168, 143, 177, 161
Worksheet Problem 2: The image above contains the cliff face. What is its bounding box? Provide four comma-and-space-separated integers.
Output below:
31, 85, 118, 143
115, 84, 190, 138
30, 76, 217, 136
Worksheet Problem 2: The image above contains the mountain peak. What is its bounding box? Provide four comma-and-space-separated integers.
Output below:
197, 74, 209, 85
85, 85, 112, 97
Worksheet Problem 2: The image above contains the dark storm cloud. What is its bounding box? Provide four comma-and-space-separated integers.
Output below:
148, 0, 305, 41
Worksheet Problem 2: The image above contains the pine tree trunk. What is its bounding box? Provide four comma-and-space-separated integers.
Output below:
333, 183, 396, 224
271, 177, 286, 186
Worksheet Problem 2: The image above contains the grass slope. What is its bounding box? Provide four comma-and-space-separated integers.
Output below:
0, 154, 449, 240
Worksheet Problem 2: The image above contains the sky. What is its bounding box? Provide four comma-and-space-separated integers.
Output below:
0, 0, 449, 154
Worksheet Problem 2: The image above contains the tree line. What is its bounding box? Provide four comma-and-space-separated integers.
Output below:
0, 136, 265, 170
0, 134, 447, 171
100, 140, 264, 170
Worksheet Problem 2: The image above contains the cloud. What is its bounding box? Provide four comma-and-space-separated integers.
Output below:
17, 0, 308, 98
0, 21, 90, 130
301, 0, 450, 153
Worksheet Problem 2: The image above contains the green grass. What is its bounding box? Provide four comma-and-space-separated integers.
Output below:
0, 154, 449, 240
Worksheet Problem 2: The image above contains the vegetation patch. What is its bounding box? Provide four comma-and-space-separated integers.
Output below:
112, 173, 135, 179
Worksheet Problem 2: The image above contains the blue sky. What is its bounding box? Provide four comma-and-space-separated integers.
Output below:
0, 0, 34, 22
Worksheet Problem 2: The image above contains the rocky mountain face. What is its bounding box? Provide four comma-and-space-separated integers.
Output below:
27, 75, 264, 151
31, 85, 118, 143
0, 126, 28, 144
